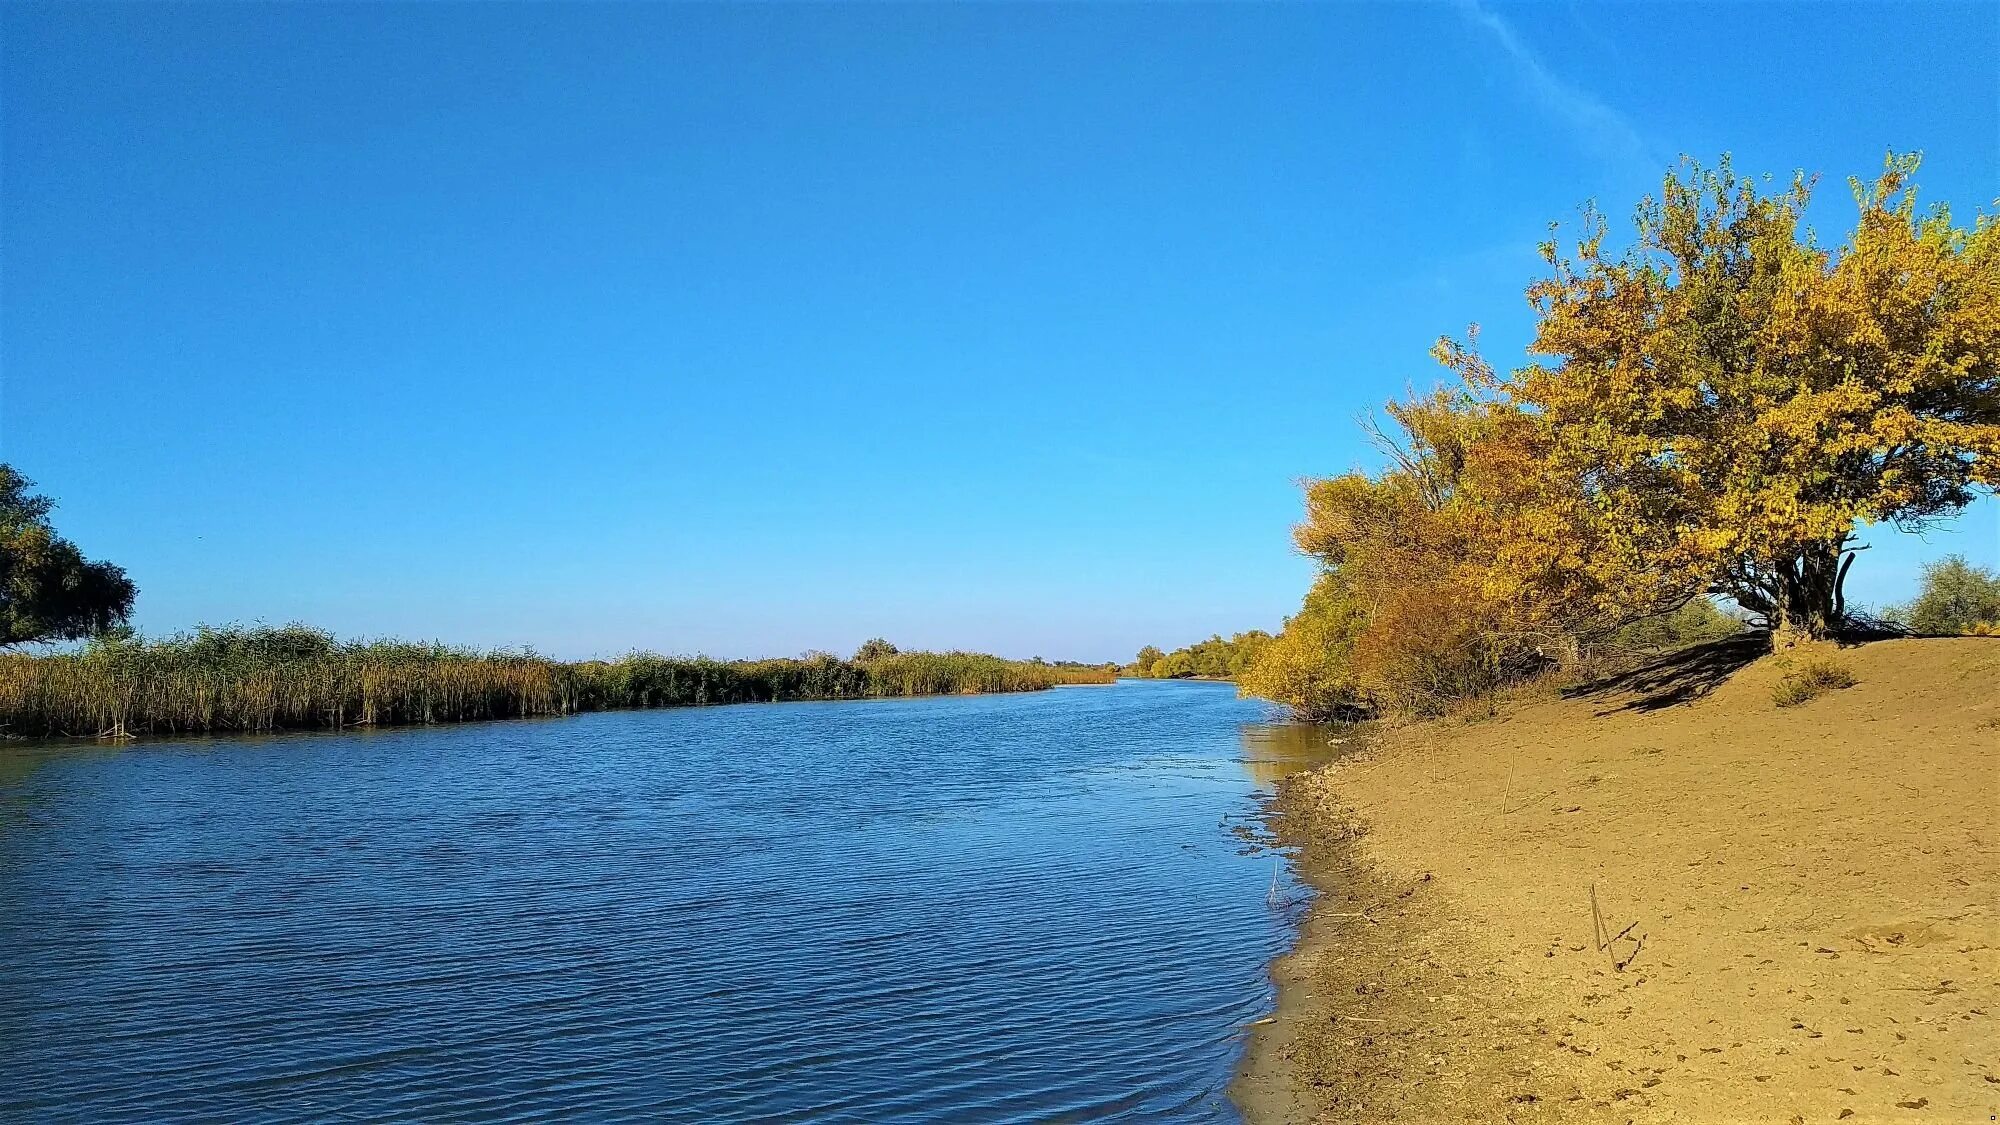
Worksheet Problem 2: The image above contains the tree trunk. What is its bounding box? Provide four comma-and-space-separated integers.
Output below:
1768, 538, 1848, 648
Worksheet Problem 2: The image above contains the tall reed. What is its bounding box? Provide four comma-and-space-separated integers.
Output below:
0, 625, 1113, 739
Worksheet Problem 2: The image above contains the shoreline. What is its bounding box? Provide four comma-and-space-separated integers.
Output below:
1232, 746, 1539, 1124
1233, 637, 2000, 1122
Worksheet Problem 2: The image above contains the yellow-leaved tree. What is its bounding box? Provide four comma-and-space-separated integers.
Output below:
1255, 386, 1624, 714
1479, 153, 1999, 645
1244, 152, 1998, 720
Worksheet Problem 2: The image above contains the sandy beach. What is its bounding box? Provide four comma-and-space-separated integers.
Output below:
1235, 637, 1999, 1123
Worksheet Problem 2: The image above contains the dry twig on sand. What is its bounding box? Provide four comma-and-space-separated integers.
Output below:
1590, 883, 1647, 972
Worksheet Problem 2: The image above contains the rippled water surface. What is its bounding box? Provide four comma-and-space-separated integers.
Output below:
1, 680, 1337, 1123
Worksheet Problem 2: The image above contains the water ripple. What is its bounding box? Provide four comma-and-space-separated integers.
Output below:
0, 681, 1319, 1123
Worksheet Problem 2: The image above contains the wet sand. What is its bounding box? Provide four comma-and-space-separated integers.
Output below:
1234, 637, 1999, 1123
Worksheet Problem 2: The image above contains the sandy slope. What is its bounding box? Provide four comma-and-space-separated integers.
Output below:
1235, 637, 1999, 1124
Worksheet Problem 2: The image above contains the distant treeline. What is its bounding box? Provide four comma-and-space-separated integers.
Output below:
0, 625, 1113, 740
1127, 631, 1273, 680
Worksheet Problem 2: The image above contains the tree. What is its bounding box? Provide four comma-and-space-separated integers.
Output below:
1281, 386, 1624, 712
1247, 152, 1997, 717
852, 637, 900, 662
0, 466, 136, 646
1897, 554, 2000, 635
1129, 632, 1277, 680
1237, 574, 1367, 721
1479, 154, 1999, 645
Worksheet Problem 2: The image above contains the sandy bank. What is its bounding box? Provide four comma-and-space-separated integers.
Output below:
1235, 637, 1998, 1123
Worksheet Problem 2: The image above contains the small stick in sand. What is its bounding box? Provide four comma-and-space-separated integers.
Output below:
1614, 934, 1646, 972
1591, 883, 1647, 970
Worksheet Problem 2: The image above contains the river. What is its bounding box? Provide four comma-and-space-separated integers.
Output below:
0, 679, 1337, 1123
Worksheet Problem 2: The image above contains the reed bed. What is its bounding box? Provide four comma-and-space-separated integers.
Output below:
0, 626, 1114, 739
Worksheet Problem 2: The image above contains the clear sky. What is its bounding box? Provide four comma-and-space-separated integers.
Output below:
4, 2, 1995, 662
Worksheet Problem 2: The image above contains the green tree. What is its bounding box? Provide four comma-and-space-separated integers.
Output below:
1899, 554, 2000, 635
1132, 645, 1165, 676
0, 466, 136, 646
1238, 575, 1367, 720
852, 637, 900, 662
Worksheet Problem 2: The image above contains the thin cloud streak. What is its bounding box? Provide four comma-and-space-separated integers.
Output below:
1456, 0, 1661, 175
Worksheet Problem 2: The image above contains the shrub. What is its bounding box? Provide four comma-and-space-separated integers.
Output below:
1771, 658, 1858, 707
1237, 575, 1370, 721
852, 637, 899, 662
1894, 555, 2000, 636
1604, 598, 1745, 653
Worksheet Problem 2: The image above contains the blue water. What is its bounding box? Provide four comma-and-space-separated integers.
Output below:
0, 679, 1333, 1123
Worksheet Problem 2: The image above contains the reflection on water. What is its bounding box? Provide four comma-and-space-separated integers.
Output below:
1236, 719, 1367, 791
0, 678, 1329, 1123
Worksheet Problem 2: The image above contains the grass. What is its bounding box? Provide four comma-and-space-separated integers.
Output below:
1770, 657, 1859, 707
0, 624, 1113, 740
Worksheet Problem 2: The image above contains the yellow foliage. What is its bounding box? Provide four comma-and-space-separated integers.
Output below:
1259, 388, 1626, 715
1497, 153, 2000, 639
1245, 152, 1997, 718
1237, 574, 1366, 720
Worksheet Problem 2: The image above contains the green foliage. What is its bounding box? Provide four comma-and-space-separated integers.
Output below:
1603, 599, 1746, 653
1127, 631, 1273, 679
1771, 658, 1859, 707
1892, 555, 2000, 635
0, 466, 136, 646
0, 624, 1113, 739
852, 637, 900, 662
1236, 575, 1368, 721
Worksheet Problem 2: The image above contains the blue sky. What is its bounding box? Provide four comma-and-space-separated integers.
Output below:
3, 2, 1995, 662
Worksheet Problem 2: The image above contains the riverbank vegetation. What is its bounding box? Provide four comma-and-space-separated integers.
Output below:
1239, 153, 1999, 721
0, 625, 1112, 740
1126, 631, 1272, 679
0, 471, 1113, 741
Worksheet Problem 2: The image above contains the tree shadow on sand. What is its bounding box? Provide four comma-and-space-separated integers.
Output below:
1564, 633, 1770, 714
